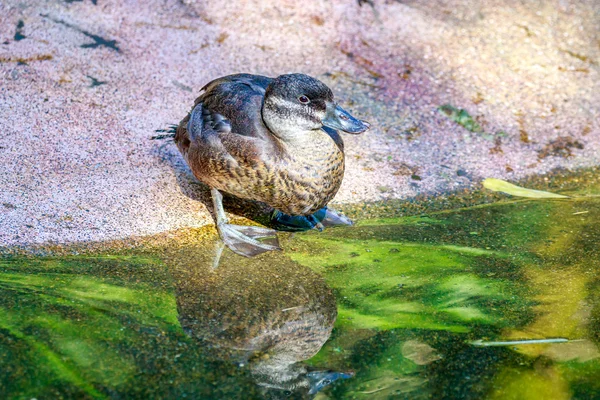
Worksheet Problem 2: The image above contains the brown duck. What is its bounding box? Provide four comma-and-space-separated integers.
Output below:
175, 73, 369, 256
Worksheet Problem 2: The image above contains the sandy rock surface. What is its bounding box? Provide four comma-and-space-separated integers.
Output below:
1, 0, 598, 247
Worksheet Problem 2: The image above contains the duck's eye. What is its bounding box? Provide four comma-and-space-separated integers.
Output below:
298, 95, 310, 104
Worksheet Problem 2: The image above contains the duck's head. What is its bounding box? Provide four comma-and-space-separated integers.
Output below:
263, 73, 370, 140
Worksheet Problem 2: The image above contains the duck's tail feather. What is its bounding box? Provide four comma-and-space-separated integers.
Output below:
151, 124, 177, 140
186, 103, 205, 142
174, 112, 192, 156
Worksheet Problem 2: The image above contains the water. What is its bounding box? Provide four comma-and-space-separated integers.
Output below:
1, 177, 600, 399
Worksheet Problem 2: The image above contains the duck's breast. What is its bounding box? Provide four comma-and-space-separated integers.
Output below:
267, 132, 345, 215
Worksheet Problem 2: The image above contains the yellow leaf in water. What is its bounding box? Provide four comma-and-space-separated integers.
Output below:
483, 178, 569, 199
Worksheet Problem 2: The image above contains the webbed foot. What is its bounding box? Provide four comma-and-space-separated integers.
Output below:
270, 207, 353, 232
217, 223, 281, 257
210, 187, 281, 257
321, 208, 353, 228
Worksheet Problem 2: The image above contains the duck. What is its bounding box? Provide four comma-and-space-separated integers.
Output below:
175, 73, 369, 257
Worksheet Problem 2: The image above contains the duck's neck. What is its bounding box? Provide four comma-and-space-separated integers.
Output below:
261, 100, 343, 162
278, 129, 341, 161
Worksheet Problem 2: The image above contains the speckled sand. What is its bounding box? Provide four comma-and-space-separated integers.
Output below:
1, 0, 599, 247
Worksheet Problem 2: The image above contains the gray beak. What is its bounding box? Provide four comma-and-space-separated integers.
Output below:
307, 370, 354, 395
323, 102, 370, 134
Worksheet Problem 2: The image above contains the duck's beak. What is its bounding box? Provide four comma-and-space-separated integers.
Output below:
323, 102, 370, 134
307, 370, 355, 395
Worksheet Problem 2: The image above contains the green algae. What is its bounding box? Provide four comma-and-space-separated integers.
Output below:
439, 104, 484, 134
1, 172, 600, 398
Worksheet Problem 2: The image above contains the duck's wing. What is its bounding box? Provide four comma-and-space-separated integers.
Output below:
175, 74, 276, 169
196, 74, 273, 140
175, 102, 261, 167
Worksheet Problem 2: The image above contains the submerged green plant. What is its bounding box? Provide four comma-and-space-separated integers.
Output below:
0, 256, 181, 398
292, 190, 600, 399
290, 235, 529, 333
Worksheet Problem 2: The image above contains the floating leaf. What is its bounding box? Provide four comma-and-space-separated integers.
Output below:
483, 178, 569, 199
470, 338, 571, 347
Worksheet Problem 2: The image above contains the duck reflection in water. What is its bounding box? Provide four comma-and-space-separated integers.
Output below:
169, 240, 352, 398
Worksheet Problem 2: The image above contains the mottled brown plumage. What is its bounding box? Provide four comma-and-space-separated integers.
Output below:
175, 73, 368, 256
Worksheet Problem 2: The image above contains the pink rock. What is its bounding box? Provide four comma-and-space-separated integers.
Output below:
0, 0, 598, 247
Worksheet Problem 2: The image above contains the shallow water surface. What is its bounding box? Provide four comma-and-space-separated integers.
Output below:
2, 182, 600, 399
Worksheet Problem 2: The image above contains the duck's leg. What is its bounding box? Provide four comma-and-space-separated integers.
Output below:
211, 241, 225, 270
211, 188, 281, 257
270, 207, 353, 232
